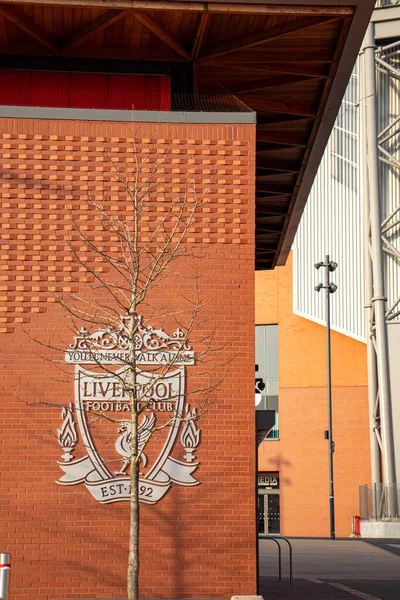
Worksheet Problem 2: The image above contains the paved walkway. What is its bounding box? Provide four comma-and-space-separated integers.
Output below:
258, 538, 400, 599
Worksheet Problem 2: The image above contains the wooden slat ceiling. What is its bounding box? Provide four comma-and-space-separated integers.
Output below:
0, 0, 375, 269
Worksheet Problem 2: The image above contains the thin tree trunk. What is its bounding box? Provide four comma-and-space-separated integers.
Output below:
128, 311, 139, 600
128, 172, 140, 600
128, 422, 139, 600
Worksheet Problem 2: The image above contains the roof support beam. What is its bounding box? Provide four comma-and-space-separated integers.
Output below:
255, 244, 277, 252
132, 10, 191, 60
257, 132, 308, 147
242, 97, 317, 117
257, 142, 295, 150
257, 209, 289, 218
191, 11, 210, 60
228, 74, 322, 95
256, 224, 284, 233
257, 197, 291, 206
62, 9, 130, 52
257, 114, 314, 125
0, 5, 59, 53
257, 183, 294, 195
204, 49, 334, 63
199, 16, 337, 62
211, 63, 330, 78
254, 62, 330, 78
257, 163, 300, 174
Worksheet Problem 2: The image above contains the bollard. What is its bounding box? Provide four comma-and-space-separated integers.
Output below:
351, 516, 361, 538
0, 553, 11, 600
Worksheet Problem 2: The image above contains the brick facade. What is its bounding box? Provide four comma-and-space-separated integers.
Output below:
0, 119, 256, 599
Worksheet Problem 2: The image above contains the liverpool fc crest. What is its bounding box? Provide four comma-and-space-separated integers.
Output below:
56, 316, 201, 504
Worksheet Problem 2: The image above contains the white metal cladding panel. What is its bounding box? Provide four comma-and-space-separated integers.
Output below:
293, 40, 400, 342
293, 64, 366, 343
378, 41, 400, 324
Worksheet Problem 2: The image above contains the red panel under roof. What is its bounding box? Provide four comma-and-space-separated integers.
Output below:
0, 69, 171, 110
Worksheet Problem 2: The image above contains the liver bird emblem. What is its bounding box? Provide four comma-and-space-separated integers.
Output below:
114, 413, 156, 476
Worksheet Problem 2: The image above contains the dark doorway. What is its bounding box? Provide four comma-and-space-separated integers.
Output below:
258, 492, 280, 535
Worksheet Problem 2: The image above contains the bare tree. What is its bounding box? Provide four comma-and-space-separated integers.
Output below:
46, 141, 224, 600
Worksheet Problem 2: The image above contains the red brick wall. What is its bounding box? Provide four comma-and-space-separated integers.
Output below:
0, 119, 256, 600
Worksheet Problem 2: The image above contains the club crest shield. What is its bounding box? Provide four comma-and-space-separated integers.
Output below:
56, 316, 201, 504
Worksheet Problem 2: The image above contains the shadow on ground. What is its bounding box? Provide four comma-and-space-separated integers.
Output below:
259, 576, 360, 599
259, 538, 400, 599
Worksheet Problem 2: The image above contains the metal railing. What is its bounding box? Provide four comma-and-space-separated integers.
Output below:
259, 536, 293, 585
170, 91, 253, 112
359, 483, 400, 519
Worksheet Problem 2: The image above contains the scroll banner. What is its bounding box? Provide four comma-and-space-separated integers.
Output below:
57, 456, 199, 505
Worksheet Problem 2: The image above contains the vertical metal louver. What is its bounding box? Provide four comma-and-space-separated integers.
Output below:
293, 63, 366, 342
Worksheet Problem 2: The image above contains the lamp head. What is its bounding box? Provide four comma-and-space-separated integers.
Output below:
314, 283, 323, 292
328, 282, 338, 293
328, 261, 338, 272
314, 261, 324, 270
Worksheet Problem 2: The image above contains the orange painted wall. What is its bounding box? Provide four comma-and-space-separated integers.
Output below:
256, 254, 371, 537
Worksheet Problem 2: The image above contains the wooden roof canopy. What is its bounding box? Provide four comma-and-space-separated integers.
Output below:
0, 0, 375, 269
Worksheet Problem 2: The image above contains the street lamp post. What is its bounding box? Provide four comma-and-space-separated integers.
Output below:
315, 255, 337, 540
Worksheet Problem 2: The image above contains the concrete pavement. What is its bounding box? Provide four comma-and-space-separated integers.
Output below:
258, 538, 400, 599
